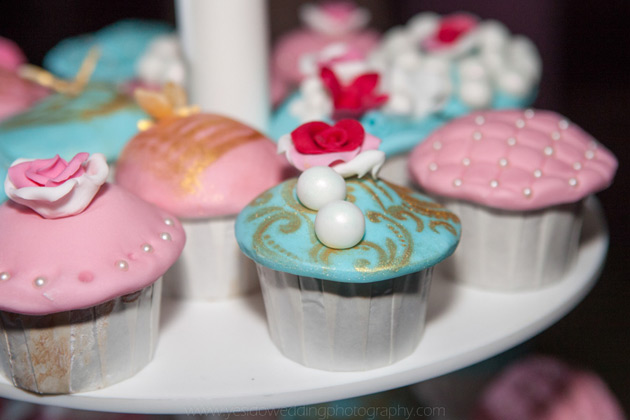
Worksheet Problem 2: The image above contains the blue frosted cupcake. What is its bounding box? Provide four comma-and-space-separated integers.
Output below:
236, 120, 461, 371
44, 19, 173, 84
0, 83, 145, 202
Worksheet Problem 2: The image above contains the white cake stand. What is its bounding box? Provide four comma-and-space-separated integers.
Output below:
0, 197, 608, 414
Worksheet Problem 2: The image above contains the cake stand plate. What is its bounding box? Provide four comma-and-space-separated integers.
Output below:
0, 198, 608, 415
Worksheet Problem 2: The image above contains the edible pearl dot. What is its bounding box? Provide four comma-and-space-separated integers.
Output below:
142, 244, 153, 253
453, 178, 463, 187
559, 119, 569, 130
490, 180, 499, 188
544, 146, 554, 156
164, 218, 174, 226
462, 158, 471, 166
429, 162, 438, 171
0, 272, 10, 281
569, 178, 578, 187
499, 158, 508, 167
475, 115, 485, 125
160, 232, 172, 241
523, 187, 532, 197
473, 131, 482, 141
534, 169, 543, 178
433, 141, 442, 150
515, 119, 525, 128
315, 201, 365, 249
524, 109, 535, 119
573, 162, 582, 170
34, 277, 46, 287
585, 150, 595, 160
589, 141, 598, 149
297, 166, 346, 210
117, 260, 129, 271
507, 137, 517, 146
551, 131, 561, 140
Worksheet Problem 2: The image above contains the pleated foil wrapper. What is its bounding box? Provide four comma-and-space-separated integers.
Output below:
164, 217, 259, 300
257, 265, 433, 371
0, 279, 162, 394
437, 199, 584, 291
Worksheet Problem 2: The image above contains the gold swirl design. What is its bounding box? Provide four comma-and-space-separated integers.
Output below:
248, 176, 460, 275
121, 114, 265, 194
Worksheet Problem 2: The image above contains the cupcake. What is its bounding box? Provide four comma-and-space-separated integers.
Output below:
0, 153, 185, 394
409, 109, 617, 290
43, 19, 173, 85
115, 85, 291, 300
270, 12, 541, 185
271, 1, 380, 104
472, 356, 626, 420
0, 55, 146, 202
236, 120, 461, 371
0, 37, 50, 122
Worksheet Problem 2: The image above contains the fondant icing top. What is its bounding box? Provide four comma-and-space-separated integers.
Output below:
116, 113, 293, 219
409, 109, 618, 210
235, 177, 461, 283
0, 181, 185, 315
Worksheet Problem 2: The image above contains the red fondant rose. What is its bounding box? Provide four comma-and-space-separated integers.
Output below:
292, 119, 365, 154
423, 13, 478, 52
320, 66, 388, 120
277, 119, 381, 171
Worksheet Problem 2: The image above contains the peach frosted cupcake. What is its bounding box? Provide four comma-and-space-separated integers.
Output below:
116, 85, 292, 300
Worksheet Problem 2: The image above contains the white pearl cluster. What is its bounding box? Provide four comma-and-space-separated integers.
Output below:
296, 167, 366, 249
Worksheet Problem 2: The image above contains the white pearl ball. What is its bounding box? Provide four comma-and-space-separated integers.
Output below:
297, 167, 347, 210
315, 200, 365, 249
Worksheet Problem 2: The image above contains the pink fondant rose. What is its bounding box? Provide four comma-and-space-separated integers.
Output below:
5, 153, 109, 218
278, 119, 384, 177
301, 1, 371, 36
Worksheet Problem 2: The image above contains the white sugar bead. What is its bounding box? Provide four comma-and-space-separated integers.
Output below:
297, 167, 347, 211
315, 201, 365, 249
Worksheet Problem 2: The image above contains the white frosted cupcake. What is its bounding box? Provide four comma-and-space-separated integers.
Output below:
236, 120, 461, 370
0, 153, 185, 394
409, 109, 617, 290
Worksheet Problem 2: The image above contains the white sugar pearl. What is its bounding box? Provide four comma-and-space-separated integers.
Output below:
297, 167, 347, 211
315, 201, 365, 249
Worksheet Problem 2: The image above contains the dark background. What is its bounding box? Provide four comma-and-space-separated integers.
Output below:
1, 0, 629, 415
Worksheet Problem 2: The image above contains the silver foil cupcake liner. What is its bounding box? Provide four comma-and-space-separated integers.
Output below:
437, 199, 584, 290
257, 265, 433, 371
164, 217, 259, 300
0, 279, 162, 394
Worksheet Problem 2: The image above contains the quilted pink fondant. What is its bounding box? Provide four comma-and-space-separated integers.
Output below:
0, 184, 185, 315
409, 109, 617, 210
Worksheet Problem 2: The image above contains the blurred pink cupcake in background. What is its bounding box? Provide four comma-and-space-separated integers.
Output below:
0, 37, 49, 121
473, 355, 626, 420
271, 1, 380, 104
116, 84, 292, 300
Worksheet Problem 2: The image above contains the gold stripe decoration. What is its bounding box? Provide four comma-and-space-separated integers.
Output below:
18, 48, 100, 97
134, 82, 200, 131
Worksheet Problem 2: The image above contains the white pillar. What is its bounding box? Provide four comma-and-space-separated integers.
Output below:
176, 0, 270, 132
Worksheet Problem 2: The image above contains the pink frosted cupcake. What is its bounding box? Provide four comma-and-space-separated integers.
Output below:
116, 87, 291, 300
409, 109, 617, 290
271, 1, 380, 103
0, 37, 49, 121
472, 356, 626, 420
0, 153, 185, 394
